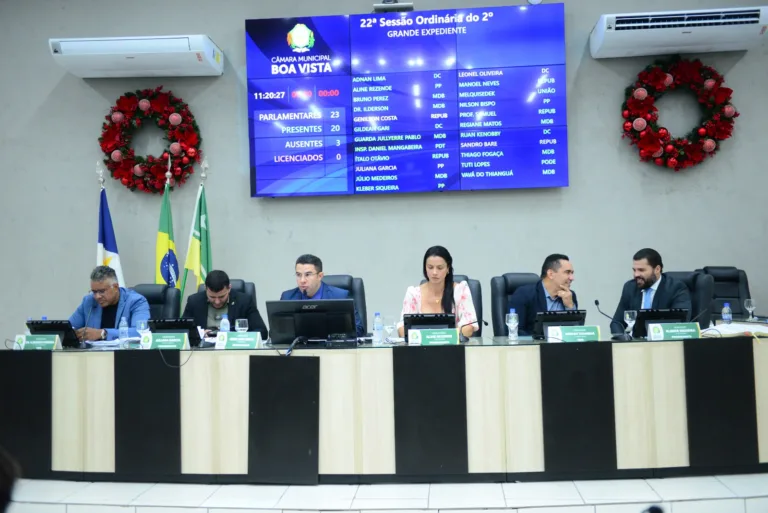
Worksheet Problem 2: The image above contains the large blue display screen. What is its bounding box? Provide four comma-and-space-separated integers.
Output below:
246, 4, 566, 197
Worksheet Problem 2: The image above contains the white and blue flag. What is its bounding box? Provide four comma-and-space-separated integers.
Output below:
97, 188, 125, 286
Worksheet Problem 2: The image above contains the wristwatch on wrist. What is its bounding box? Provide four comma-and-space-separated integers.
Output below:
101, 329, 107, 340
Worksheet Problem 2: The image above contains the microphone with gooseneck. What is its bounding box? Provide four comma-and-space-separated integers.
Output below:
594, 299, 631, 341
688, 306, 710, 328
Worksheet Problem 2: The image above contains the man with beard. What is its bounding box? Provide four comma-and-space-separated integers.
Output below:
611, 248, 691, 335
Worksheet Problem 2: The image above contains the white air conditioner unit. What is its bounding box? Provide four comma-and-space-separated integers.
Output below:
49, 35, 224, 78
590, 7, 768, 59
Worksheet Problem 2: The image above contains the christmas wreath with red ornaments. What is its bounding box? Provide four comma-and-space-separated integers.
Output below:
622, 56, 738, 171
99, 86, 202, 193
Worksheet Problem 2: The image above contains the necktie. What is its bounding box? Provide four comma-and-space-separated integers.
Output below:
643, 289, 653, 309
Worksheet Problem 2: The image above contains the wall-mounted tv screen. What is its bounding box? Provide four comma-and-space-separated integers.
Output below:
246, 4, 566, 197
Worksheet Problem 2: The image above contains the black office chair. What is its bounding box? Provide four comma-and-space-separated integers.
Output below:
664, 271, 715, 329
322, 275, 368, 333
131, 284, 181, 320
419, 274, 483, 336
197, 279, 257, 309
490, 273, 540, 336
696, 266, 751, 319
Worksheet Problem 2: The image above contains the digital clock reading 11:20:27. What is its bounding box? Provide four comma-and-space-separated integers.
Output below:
252, 91, 286, 100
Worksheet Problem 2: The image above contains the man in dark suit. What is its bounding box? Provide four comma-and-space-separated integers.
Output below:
611, 248, 692, 335
182, 270, 268, 340
509, 254, 578, 336
281, 254, 365, 336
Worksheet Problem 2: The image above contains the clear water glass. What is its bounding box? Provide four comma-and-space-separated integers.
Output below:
136, 319, 149, 335
383, 316, 398, 344
745, 299, 756, 321
235, 319, 248, 333
624, 310, 637, 338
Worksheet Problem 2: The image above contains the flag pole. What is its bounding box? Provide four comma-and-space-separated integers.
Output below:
179, 157, 209, 304
97, 160, 105, 190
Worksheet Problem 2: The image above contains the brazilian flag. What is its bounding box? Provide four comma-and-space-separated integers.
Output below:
156, 182, 180, 288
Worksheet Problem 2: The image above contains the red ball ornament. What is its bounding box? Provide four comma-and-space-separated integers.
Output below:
170, 142, 182, 155
665, 144, 675, 154
654, 158, 664, 166
121, 177, 129, 186
174, 166, 182, 174
639, 150, 649, 159
723, 105, 736, 118
162, 152, 169, 159
704, 78, 716, 90
623, 121, 632, 132
110, 150, 122, 162
138, 99, 151, 112
664, 73, 674, 87
133, 164, 145, 177
698, 127, 707, 137
658, 127, 668, 138
187, 148, 197, 158
632, 118, 647, 131
702, 139, 716, 152
169, 113, 182, 126
182, 156, 190, 165
622, 110, 630, 119
633, 88, 648, 100
667, 158, 678, 169
111, 111, 125, 124
640, 130, 648, 137
645, 113, 653, 121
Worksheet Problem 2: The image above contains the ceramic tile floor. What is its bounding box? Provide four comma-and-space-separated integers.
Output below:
8, 474, 768, 513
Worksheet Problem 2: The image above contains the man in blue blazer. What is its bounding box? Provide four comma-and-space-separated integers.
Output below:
611, 248, 692, 335
280, 254, 365, 336
69, 266, 151, 341
509, 254, 578, 336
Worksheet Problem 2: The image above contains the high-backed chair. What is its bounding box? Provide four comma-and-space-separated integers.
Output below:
197, 279, 257, 309
696, 266, 751, 319
490, 273, 540, 336
418, 274, 483, 336
322, 275, 368, 333
131, 284, 181, 320
664, 271, 715, 329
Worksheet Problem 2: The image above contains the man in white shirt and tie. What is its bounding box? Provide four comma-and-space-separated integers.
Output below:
611, 248, 692, 334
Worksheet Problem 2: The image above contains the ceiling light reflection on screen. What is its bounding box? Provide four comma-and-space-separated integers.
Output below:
332, 58, 342, 67
378, 58, 387, 66
526, 92, 537, 103
415, 99, 422, 109
412, 84, 421, 96
445, 57, 456, 66
415, 58, 424, 66
352, 58, 360, 66
407, 59, 416, 66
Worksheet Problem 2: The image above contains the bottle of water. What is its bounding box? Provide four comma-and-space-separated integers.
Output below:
721, 303, 733, 325
372, 312, 384, 346
118, 316, 129, 340
507, 308, 519, 341
220, 314, 230, 333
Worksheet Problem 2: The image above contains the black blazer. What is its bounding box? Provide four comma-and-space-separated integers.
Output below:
182, 290, 268, 340
508, 280, 579, 336
610, 273, 692, 334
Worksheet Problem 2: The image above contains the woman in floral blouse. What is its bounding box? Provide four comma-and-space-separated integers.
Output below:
397, 245, 478, 338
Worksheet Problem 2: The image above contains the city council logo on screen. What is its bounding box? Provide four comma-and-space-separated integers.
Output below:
287, 23, 315, 53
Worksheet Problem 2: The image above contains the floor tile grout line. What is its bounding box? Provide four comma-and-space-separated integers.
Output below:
572, 480, 588, 506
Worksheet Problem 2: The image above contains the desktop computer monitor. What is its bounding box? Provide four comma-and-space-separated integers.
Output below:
26, 320, 80, 348
402, 313, 456, 342
266, 299, 356, 345
633, 308, 689, 338
533, 310, 587, 340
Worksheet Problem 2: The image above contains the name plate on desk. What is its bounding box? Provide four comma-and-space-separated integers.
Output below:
13, 334, 60, 351
408, 328, 459, 346
215, 332, 261, 350
547, 325, 601, 343
140, 333, 188, 350
648, 322, 701, 341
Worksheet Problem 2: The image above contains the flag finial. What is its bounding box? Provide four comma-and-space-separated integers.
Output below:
201, 157, 209, 181
166, 153, 172, 184
96, 161, 105, 189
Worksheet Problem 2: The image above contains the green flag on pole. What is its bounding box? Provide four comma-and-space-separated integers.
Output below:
180, 183, 212, 299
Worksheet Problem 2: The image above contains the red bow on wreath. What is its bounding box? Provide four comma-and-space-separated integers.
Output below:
621, 56, 738, 171
98, 86, 203, 193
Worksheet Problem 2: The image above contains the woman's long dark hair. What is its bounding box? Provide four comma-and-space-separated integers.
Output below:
422, 246, 454, 314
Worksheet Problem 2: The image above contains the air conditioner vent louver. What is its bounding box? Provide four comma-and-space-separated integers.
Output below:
614, 9, 761, 30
